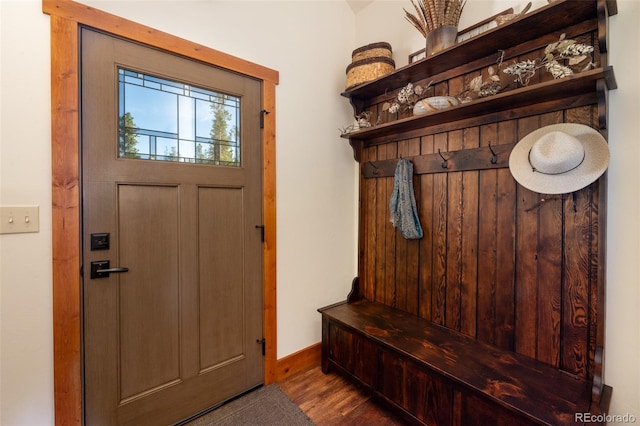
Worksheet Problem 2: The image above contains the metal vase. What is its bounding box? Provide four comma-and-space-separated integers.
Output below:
425, 25, 458, 56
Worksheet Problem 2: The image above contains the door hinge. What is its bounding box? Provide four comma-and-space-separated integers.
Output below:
260, 109, 270, 129
257, 338, 266, 356
255, 225, 265, 242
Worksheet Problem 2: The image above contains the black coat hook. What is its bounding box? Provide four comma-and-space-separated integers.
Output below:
488, 143, 498, 164
438, 149, 449, 169
368, 161, 379, 176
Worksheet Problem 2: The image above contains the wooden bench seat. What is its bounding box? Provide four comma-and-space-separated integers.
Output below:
319, 299, 611, 426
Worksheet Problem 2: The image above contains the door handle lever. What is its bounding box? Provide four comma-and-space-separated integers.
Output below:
90, 260, 129, 279
97, 267, 129, 274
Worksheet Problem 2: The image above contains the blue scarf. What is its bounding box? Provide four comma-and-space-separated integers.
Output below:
389, 158, 423, 239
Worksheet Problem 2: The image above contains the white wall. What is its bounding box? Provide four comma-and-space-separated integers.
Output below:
355, 0, 640, 420
1, 0, 638, 425
1, 1, 54, 425
604, 0, 640, 419
0, 1, 357, 425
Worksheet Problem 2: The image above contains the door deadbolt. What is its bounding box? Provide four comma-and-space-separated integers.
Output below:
90, 260, 129, 279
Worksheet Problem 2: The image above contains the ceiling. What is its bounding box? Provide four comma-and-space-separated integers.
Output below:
346, 0, 374, 14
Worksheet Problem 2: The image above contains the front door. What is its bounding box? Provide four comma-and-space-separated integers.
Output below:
81, 28, 264, 425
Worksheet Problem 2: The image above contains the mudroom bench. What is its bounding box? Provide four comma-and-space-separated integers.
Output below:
323, 1, 617, 425
319, 299, 610, 426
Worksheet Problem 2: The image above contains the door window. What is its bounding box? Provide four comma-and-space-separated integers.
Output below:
118, 68, 241, 166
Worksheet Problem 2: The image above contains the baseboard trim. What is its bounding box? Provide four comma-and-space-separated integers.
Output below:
275, 342, 321, 381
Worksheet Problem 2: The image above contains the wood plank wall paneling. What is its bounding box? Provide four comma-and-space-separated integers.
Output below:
460, 127, 479, 338
350, 16, 607, 387
358, 105, 600, 381
362, 147, 377, 302
418, 135, 435, 322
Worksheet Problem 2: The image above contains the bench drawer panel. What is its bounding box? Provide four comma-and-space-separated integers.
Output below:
327, 322, 378, 387
405, 362, 454, 425
459, 391, 534, 426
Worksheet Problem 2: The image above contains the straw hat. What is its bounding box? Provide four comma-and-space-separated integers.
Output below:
508, 123, 610, 194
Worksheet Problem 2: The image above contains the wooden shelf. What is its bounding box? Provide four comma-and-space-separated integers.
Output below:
341, 66, 616, 143
341, 0, 616, 103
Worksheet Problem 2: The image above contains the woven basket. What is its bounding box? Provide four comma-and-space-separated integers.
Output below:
351, 42, 393, 62
345, 57, 395, 90
345, 42, 395, 90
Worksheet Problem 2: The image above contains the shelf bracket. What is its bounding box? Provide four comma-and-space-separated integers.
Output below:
349, 139, 363, 162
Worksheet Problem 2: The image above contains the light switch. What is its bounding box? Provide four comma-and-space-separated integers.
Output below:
0, 206, 40, 234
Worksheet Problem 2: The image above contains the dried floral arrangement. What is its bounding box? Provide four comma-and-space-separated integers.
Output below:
503, 33, 595, 86
404, 0, 466, 37
382, 81, 434, 114
339, 111, 373, 134
469, 66, 502, 98
459, 50, 507, 101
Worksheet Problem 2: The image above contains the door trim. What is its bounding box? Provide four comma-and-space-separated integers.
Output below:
44, 2, 278, 425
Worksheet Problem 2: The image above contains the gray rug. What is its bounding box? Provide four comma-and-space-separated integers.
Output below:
184, 384, 315, 426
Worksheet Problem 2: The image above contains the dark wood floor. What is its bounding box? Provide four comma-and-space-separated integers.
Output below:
279, 366, 408, 425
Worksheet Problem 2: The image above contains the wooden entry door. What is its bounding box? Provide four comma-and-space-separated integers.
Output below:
81, 28, 264, 425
